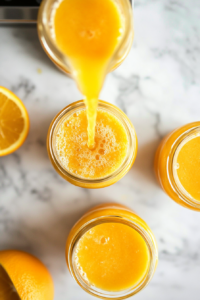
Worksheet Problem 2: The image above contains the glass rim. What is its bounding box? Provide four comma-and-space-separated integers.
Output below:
169, 125, 200, 209
47, 100, 137, 187
67, 215, 158, 299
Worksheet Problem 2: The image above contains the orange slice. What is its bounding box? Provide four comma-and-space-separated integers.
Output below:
0, 86, 29, 156
0, 250, 54, 300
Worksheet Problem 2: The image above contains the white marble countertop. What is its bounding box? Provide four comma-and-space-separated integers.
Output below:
0, 0, 200, 299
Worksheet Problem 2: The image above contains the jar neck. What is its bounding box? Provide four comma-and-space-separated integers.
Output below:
67, 215, 158, 299
168, 126, 200, 209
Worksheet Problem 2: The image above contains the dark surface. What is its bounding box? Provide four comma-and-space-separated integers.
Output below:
0, 0, 42, 6
0, 0, 131, 7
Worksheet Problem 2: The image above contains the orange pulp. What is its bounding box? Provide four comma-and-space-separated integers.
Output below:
55, 108, 128, 179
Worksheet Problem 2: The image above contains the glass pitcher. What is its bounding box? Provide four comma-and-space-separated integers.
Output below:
37, 0, 134, 75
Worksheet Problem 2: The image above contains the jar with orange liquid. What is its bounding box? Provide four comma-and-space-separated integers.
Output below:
47, 100, 137, 188
66, 203, 158, 299
154, 122, 200, 211
37, 0, 133, 75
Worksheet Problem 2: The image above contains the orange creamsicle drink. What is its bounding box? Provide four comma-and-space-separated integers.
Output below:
52, 0, 125, 148
66, 204, 158, 298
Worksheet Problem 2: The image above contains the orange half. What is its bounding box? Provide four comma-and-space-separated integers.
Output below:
0, 86, 29, 156
0, 250, 54, 300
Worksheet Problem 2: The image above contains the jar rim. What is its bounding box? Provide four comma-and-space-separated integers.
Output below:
47, 100, 137, 188
67, 214, 158, 299
169, 125, 200, 209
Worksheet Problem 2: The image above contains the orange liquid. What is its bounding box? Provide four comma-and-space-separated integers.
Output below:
66, 204, 155, 292
154, 122, 200, 209
174, 135, 200, 201
75, 222, 150, 291
56, 108, 128, 179
53, 0, 123, 148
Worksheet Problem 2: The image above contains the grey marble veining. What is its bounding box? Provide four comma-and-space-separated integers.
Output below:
0, 0, 200, 299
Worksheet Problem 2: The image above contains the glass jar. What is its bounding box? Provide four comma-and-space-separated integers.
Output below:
47, 100, 137, 188
37, 0, 134, 75
154, 122, 200, 211
66, 203, 158, 299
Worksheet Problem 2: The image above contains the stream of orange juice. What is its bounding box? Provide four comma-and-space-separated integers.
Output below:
53, 0, 123, 148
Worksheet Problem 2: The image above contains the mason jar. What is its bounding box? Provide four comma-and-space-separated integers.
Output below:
154, 122, 200, 211
47, 100, 137, 188
37, 0, 134, 75
66, 203, 158, 299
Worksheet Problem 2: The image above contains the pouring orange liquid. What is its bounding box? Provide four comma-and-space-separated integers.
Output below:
53, 0, 123, 148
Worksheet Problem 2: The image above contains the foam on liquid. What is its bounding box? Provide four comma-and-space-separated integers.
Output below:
55, 109, 128, 179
